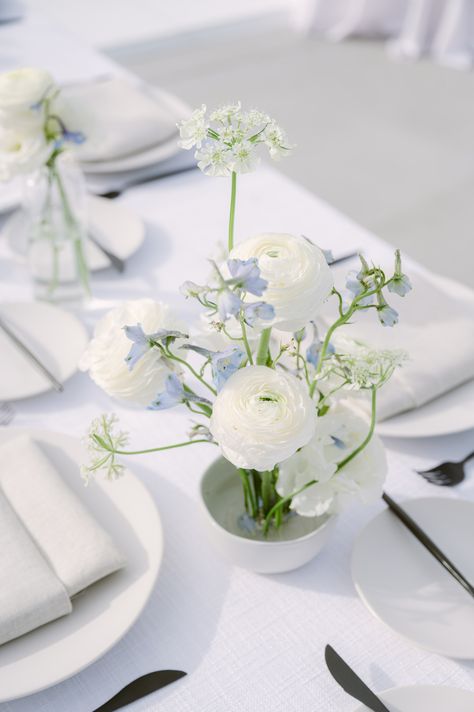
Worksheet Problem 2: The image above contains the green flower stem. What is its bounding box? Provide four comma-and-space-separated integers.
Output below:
238, 468, 257, 518
336, 386, 377, 471
240, 317, 254, 364
261, 470, 273, 514
263, 479, 317, 534
51, 156, 90, 296
256, 327, 272, 365
164, 349, 217, 396
228, 170, 237, 253
93, 434, 213, 456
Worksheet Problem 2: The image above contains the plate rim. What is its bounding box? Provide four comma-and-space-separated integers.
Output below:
0, 426, 163, 702
351, 497, 474, 660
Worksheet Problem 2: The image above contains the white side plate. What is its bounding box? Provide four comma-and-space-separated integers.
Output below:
353, 685, 474, 711
352, 497, 474, 659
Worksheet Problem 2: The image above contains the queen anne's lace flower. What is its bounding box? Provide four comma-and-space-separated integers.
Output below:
178, 102, 293, 176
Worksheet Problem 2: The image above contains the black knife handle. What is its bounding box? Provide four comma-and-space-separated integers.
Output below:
93, 670, 187, 712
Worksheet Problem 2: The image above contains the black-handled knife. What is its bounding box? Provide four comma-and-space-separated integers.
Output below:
92, 670, 187, 711
325, 645, 390, 712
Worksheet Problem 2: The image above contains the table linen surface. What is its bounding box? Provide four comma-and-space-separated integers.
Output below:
1, 11, 474, 712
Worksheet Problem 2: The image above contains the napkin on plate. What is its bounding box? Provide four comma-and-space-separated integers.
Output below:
58, 77, 178, 163
320, 269, 474, 421
0, 435, 125, 597
0, 489, 71, 646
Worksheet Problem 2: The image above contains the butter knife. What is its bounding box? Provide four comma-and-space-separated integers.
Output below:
93, 670, 186, 711
325, 645, 390, 712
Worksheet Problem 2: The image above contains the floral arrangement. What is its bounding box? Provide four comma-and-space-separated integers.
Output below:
82, 103, 410, 535
0, 67, 89, 296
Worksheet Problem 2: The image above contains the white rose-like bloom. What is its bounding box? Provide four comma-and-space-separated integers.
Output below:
0, 129, 52, 181
79, 299, 185, 406
277, 403, 387, 517
230, 233, 333, 332
0, 67, 53, 113
209, 365, 316, 471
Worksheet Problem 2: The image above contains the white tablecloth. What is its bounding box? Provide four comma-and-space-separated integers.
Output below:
1, 12, 474, 712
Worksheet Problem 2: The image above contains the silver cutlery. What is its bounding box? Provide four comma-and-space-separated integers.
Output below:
98, 163, 197, 200
330, 251, 359, 267
382, 491, 474, 598
92, 670, 187, 711
0, 316, 63, 393
0, 402, 14, 426
416, 450, 474, 486
325, 645, 390, 712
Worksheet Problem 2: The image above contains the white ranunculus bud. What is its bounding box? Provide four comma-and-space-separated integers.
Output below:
0, 130, 52, 181
277, 403, 387, 517
0, 67, 53, 113
79, 299, 185, 406
209, 365, 316, 471
230, 233, 333, 332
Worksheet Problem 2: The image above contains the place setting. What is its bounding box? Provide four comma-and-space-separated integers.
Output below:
0, 19, 473, 711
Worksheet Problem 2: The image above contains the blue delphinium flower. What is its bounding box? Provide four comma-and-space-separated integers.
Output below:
123, 324, 187, 370
387, 250, 412, 297
227, 258, 267, 296
377, 294, 399, 327
330, 435, 346, 450
211, 347, 246, 391
217, 289, 242, 320
346, 270, 364, 297
306, 339, 335, 367
180, 280, 207, 298
242, 301, 274, 327
63, 129, 86, 145
149, 373, 211, 410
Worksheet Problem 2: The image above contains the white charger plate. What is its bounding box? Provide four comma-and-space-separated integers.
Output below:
376, 275, 474, 439
353, 685, 474, 711
3, 195, 145, 271
0, 428, 163, 702
0, 302, 88, 401
352, 497, 474, 659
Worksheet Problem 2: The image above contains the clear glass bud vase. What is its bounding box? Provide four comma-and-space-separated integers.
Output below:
23, 150, 90, 306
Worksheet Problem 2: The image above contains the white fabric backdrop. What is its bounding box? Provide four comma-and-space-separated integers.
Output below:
292, 0, 474, 69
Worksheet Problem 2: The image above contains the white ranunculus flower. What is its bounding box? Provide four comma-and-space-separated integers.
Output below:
0, 67, 53, 113
0, 129, 52, 181
209, 365, 316, 471
277, 403, 387, 517
79, 299, 185, 406
230, 233, 333, 332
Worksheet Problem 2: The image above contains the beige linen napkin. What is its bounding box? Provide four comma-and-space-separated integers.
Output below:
58, 77, 177, 163
320, 269, 474, 421
0, 435, 125, 597
0, 489, 71, 645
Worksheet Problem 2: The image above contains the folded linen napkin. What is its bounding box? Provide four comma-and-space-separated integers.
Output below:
0, 435, 125, 597
58, 77, 178, 163
0, 489, 71, 646
320, 268, 474, 421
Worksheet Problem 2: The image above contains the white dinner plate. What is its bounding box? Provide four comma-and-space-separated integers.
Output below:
376, 275, 474, 439
3, 195, 145, 271
0, 302, 88, 401
353, 685, 474, 711
352, 497, 474, 659
0, 428, 163, 702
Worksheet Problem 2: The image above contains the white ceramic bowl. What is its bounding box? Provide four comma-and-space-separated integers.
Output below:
199, 457, 336, 574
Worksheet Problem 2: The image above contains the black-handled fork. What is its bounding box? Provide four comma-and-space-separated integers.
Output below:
416, 450, 474, 486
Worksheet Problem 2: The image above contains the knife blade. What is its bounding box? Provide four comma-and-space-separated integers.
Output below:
325, 645, 390, 712
92, 670, 187, 711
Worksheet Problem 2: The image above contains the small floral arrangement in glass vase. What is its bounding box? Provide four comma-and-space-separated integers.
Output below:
81, 103, 410, 569
0, 67, 90, 303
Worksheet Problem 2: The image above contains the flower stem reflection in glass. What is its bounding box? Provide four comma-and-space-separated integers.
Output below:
25, 149, 90, 304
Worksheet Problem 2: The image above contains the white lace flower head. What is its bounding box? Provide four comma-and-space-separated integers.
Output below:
177, 102, 293, 176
